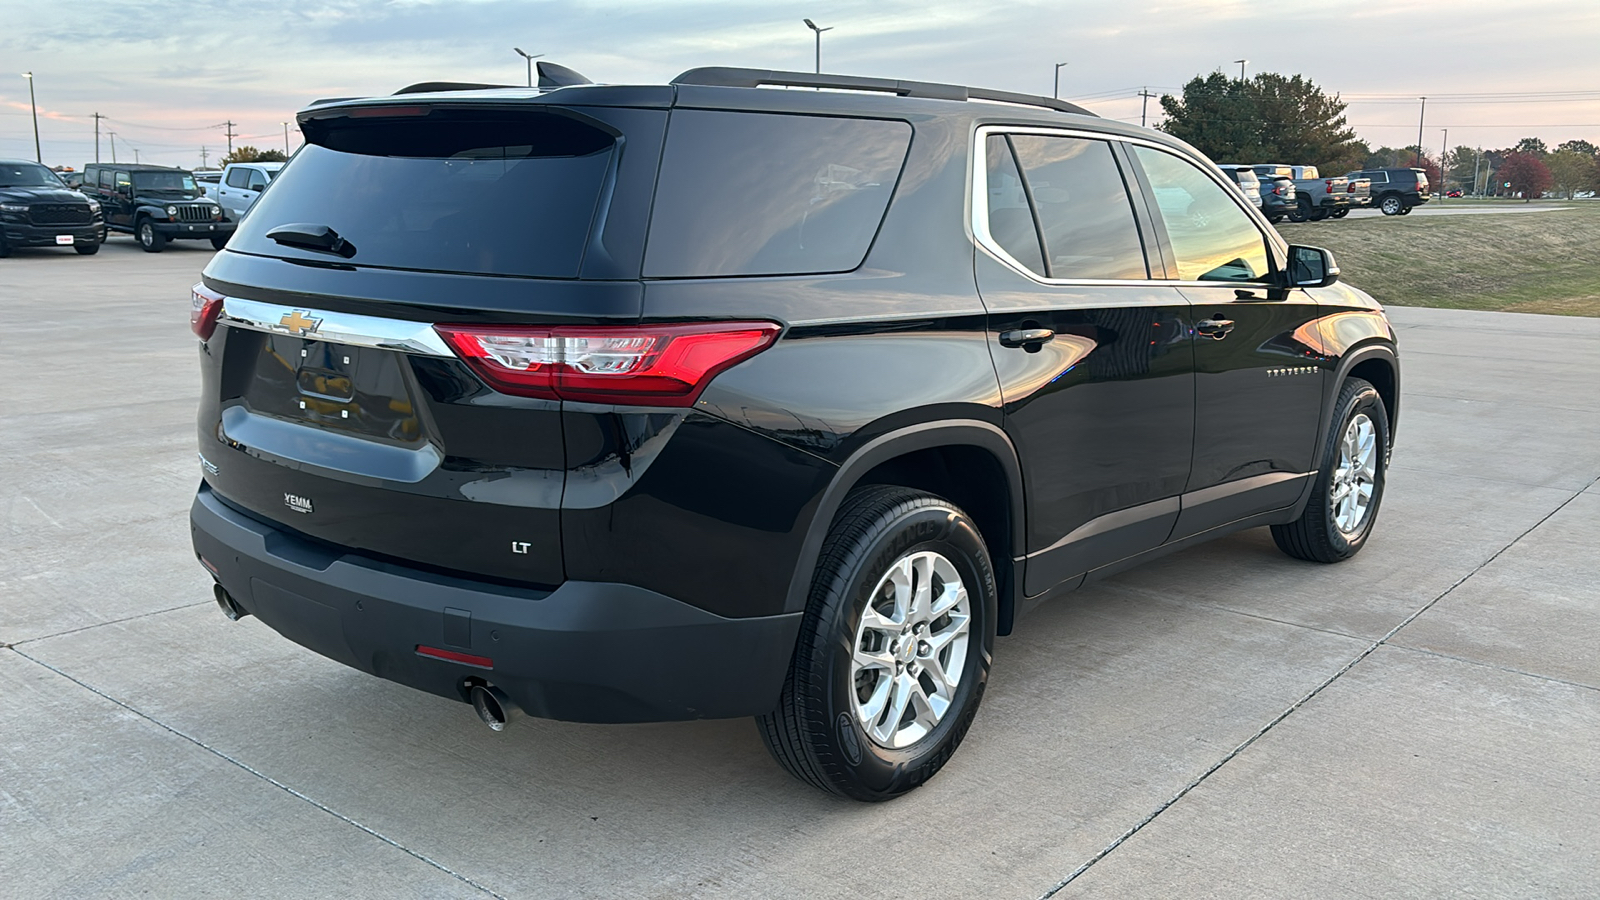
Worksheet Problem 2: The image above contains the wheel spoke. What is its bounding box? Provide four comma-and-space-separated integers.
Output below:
857, 674, 892, 725
853, 644, 895, 673
929, 581, 966, 618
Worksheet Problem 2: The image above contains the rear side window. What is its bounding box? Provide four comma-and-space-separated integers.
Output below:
98, 169, 113, 188
983, 135, 1047, 276
1007, 134, 1148, 281
643, 111, 911, 278
229, 108, 616, 278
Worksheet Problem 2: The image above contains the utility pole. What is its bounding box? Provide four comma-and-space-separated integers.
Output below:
22, 72, 41, 163
1053, 62, 1068, 99
1234, 59, 1248, 81
1439, 128, 1448, 200
283, 122, 290, 155
108, 132, 117, 163
223, 121, 237, 157
200, 146, 209, 168
1414, 97, 1426, 167
92, 112, 106, 163
803, 19, 833, 74
1138, 88, 1157, 128
133, 148, 140, 164
1472, 146, 1483, 197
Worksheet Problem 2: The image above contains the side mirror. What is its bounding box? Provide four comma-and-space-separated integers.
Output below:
1286, 245, 1340, 288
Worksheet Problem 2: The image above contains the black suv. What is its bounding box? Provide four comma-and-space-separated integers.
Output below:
81, 163, 232, 251
190, 66, 1400, 801
1346, 167, 1431, 216
0, 159, 104, 256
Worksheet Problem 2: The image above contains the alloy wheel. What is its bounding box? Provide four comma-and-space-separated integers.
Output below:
1330, 412, 1379, 534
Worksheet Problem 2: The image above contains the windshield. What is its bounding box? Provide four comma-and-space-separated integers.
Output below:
132, 171, 198, 192
0, 162, 65, 188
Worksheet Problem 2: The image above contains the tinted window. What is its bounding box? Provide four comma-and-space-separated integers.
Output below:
133, 171, 198, 192
644, 111, 911, 277
99, 169, 113, 188
983, 135, 1046, 276
226, 167, 250, 188
229, 110, 614, 278
1134, 146, 1269, 283
0, 162, 62, 188
115, 172, 130, 190
247, 171, 268, 191
1009, 135, 1147, 280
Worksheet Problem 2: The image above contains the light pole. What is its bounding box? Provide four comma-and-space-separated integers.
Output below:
22, 72, 40, 163
1414, 97, 1427, 167
803, 19, 832, 74
1439, 128, 1448, 200
108, 132, 117, 164
1234, 59, 1248, 81
283, 122, 291, 155
1053, 62, 1068, 99
513, 48, 543, 87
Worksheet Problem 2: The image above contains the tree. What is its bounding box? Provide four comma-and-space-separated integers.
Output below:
1364, 146, 1410, 169
1158, 71, 1366, 171
221, 145, 287, 165
1447, 144, 1480, 191
1545, 149, 1598, 198
1556, 139, 1598, 158
1496, 151, 1552, 200
1514, 137, 1548, 157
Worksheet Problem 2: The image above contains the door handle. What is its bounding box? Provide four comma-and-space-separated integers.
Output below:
999, 328, 1055, 351
1196, 317, 1235, 339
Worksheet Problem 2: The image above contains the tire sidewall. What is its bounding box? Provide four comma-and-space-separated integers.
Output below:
1318, 385, 1389, 556
819, 504, 996, 798
1381, 195, 1402, 215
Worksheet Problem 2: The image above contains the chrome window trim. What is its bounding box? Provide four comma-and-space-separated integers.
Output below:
218, 297, 453, 357
970, 124, 1285, 291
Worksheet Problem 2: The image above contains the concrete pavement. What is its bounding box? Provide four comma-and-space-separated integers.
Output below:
3, 238, 1597, 898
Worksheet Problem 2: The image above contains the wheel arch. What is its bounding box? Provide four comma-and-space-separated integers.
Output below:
783, 420, 1027, 635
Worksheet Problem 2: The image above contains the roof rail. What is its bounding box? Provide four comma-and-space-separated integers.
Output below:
392, 81, 520, 95
671, 67, 1096, 117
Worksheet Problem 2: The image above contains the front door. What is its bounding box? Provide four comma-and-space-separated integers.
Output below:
974, 130, 1195, 596
111, 171, 134, 228
1127, 145, 1327, 539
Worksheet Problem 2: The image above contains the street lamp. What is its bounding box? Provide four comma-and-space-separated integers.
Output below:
803, 19, 833, 75
22, 72, 40, 163
1234, 59, 1248, 81
513, 48, 543, 88
283, 122, 291, 155
1053, 62, 1068, 99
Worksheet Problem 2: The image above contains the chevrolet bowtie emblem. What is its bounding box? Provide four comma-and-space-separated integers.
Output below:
279, 310, 322, 335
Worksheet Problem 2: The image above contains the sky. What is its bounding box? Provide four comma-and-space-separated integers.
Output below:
3, 0, 1599, 169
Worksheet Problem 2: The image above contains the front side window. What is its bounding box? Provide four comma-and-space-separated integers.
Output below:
1008, 135, 1148, 281
226, 167, 250, 188
115, 172, 131, 191
1134, 146, 1269, 283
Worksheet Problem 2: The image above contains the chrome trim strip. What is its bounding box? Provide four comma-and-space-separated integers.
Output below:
219, 297, 452, 357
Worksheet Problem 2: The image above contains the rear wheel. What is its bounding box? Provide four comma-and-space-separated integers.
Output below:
1267, 214, 1285, 224
1288, 198, 1310, 223
137, 219, 166, 252
1379, 194, 1404, 216
1272, 377, 1389, 563
758, 485, 996, 801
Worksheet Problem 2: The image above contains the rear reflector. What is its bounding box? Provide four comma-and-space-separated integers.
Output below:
416, 645, 494, 669
434, 321, 781, 406
191, 283, 224, 340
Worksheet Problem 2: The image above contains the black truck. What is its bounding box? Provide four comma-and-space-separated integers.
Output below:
0, 159, 104, 256
80, 163, 234, 251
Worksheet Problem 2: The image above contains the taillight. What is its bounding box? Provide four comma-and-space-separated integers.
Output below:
434, 321, 782, 406
191, 283, 224, 339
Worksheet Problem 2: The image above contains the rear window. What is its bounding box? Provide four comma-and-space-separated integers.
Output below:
228, 108, 615, 278
643, 111, 912, 278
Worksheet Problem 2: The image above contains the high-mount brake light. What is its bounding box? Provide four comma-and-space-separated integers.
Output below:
191, 283, 224, 340
434, 321, 782, 406
349, 105, 431, 118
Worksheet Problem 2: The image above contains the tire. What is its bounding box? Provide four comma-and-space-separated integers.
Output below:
137, 219, 166, 252
0, 234, 10, 258
1379, 194, 1404, 216
210, 235, 229, 250
1267, 214, 1285, 224
1288, 198, 1310, 223
74, 240, 100, 255
757, 485, 997, 801
1272, 377, 1389, 563
1308, 206, 1330, 222
1397, 206, 1413, 215
1331, 208, 1349, 219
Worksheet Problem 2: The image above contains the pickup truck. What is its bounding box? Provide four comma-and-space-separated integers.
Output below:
215, 162, 283, 220
1332, 175, 1371, 218
1251, 164, 1349, 222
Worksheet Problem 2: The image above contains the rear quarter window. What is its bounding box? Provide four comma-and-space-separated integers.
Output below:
643, 111, 912, 278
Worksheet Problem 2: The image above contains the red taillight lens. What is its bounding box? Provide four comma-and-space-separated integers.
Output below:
434, 321, 782, 406
191, 283, 224, 339
415, 645, 493, 669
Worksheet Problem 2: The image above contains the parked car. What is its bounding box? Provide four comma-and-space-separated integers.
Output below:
190, 66, 1400, 801
1255, 165, 1349, 222
1222, 164, 1295, 223
1216, 164, 1262, 207
1334, 175, 1372, 217
194, 169, 224, 197
0, 159, 104, 256
81, 163, 232, 251
1445, 189, 1463, 199
1345, 167, 1431, 215
215, 161, 283, 220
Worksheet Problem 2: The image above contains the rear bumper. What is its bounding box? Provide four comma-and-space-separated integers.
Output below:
190, 484, 801, 723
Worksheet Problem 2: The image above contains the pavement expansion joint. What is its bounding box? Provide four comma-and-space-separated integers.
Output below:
10, 600, 212, 648
7, 645, 510, 900
1035, 473, 1600, 899
1386, 644, 1600, 694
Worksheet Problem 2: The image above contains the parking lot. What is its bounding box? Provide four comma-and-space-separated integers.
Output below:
3, 239, 1598, 898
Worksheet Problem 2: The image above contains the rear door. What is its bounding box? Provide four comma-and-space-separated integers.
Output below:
975, 129, 1195, 595
1126, 145, 1327, 538
199, 102, 667, 586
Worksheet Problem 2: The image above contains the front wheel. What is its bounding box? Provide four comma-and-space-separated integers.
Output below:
74, 240, 100, 255
210, 235, 229, 250
1397, 206, 1413, 215
1272, 377, 1389, 563
1331, 208, 1350, 219
1288, 198, 1310, 223
1267, 214, 1285, 224
137, 220, 166, 252
758, 485, 997, 801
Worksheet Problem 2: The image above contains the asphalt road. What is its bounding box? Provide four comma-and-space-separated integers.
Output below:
4, 237, 1598, 898
1345, 203, 1577, 219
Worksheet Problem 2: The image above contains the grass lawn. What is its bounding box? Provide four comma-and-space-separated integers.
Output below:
1276, 200, 1600, 317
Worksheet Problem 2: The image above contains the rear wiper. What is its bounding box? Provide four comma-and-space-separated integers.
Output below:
266, 223, 357, 259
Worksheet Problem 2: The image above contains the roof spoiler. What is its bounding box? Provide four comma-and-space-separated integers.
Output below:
671, 67, 1096, 117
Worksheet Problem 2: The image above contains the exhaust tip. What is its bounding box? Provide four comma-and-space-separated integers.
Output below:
470, 683, 521, 732
213, 583, 249, 621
